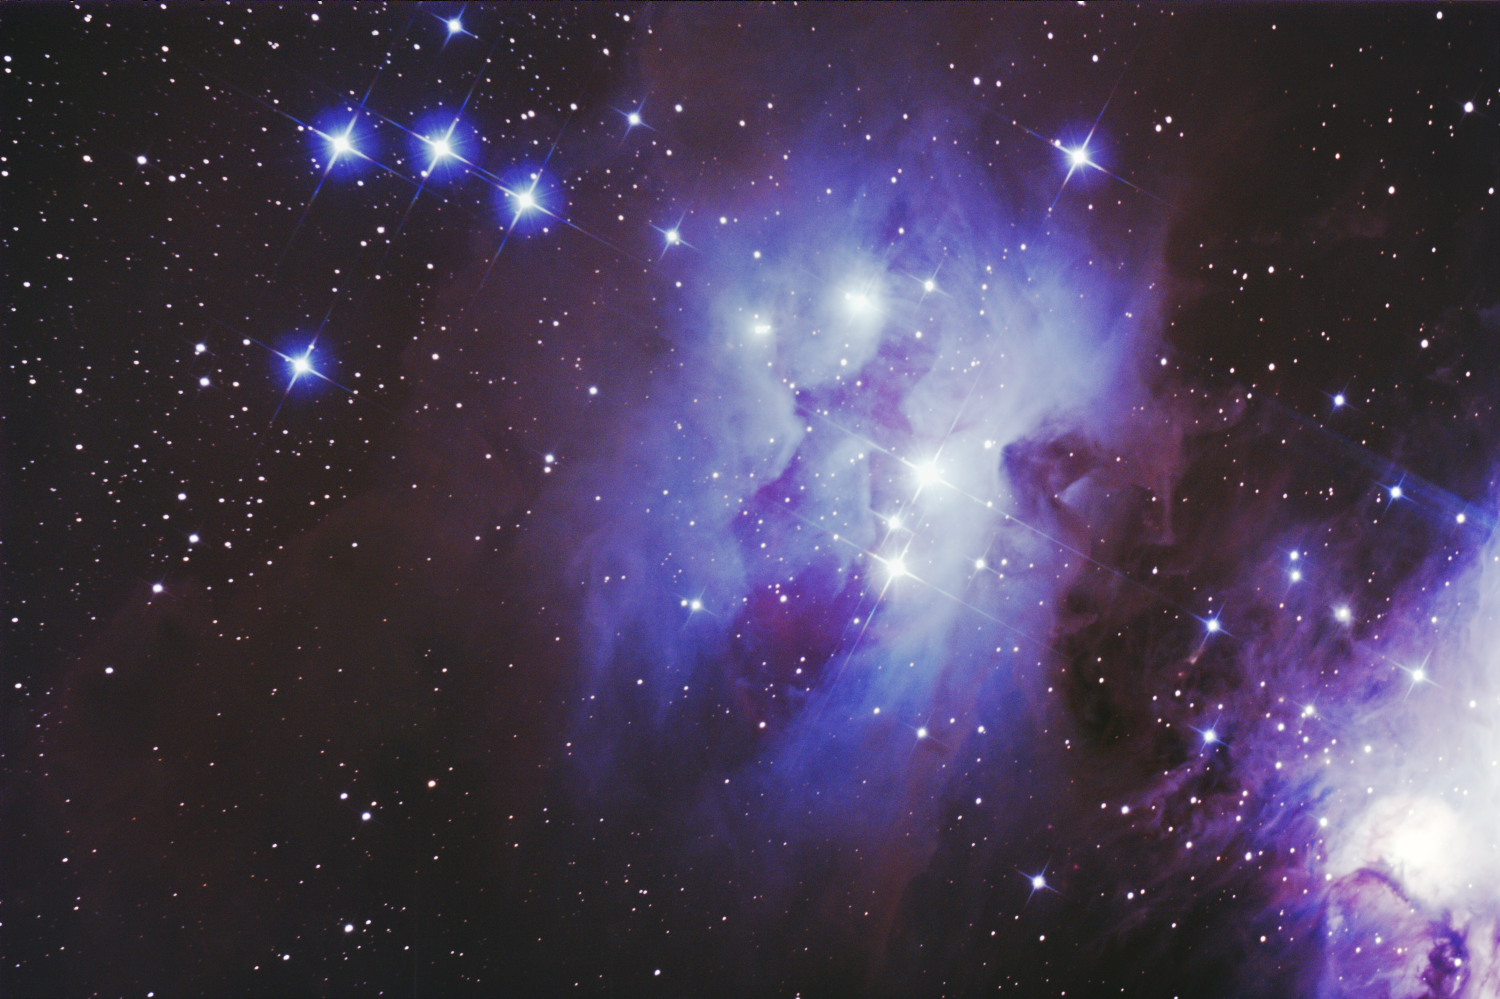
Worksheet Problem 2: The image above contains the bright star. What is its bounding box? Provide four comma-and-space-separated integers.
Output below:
152, 583, 164, 594
913, 460, 942, 488
916, 726, 928, 739
1334, 605, 1353, 624
1333, 393, 1346, 408
628, 111, 642, 127
1388, 483, 1403, 500
886, 557, 907, 579
1022, 868, 1054, 901
428, 136, 453, 162
1205, 617, 1221, 633
923, 278, 936, 292
447, 17, 463, 34
665, 228, 681, 245
290, 351, 315, 380
1067, 145, 1091, 169
1464, 101, 1475, 114
1203, 728, 1219, 744
330, 132, 353, 158
1289, 569, 1302, 583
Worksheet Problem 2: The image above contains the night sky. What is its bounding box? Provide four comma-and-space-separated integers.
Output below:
5, 3, 1500, 997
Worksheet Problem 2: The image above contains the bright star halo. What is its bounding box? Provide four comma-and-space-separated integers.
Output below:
410, 114, 476, 180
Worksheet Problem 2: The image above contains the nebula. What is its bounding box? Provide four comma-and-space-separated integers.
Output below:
11, 5, 1499, 997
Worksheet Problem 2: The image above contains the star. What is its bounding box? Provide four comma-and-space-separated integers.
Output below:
1021, 866, 1056, 902
427, 135, 454, 163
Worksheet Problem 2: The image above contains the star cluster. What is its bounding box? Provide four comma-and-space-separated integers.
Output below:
6, 4, 1499, 998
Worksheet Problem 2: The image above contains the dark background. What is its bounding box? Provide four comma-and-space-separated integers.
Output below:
4, 4, 1497, 997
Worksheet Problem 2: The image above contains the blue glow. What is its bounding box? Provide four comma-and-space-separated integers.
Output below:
312, 111, 376, 173
498, 168, 563, 231
289, 350, 315, 380
410, 115, 476, 180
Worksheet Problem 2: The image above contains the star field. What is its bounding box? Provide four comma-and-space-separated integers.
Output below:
5, 5, 1499, 998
